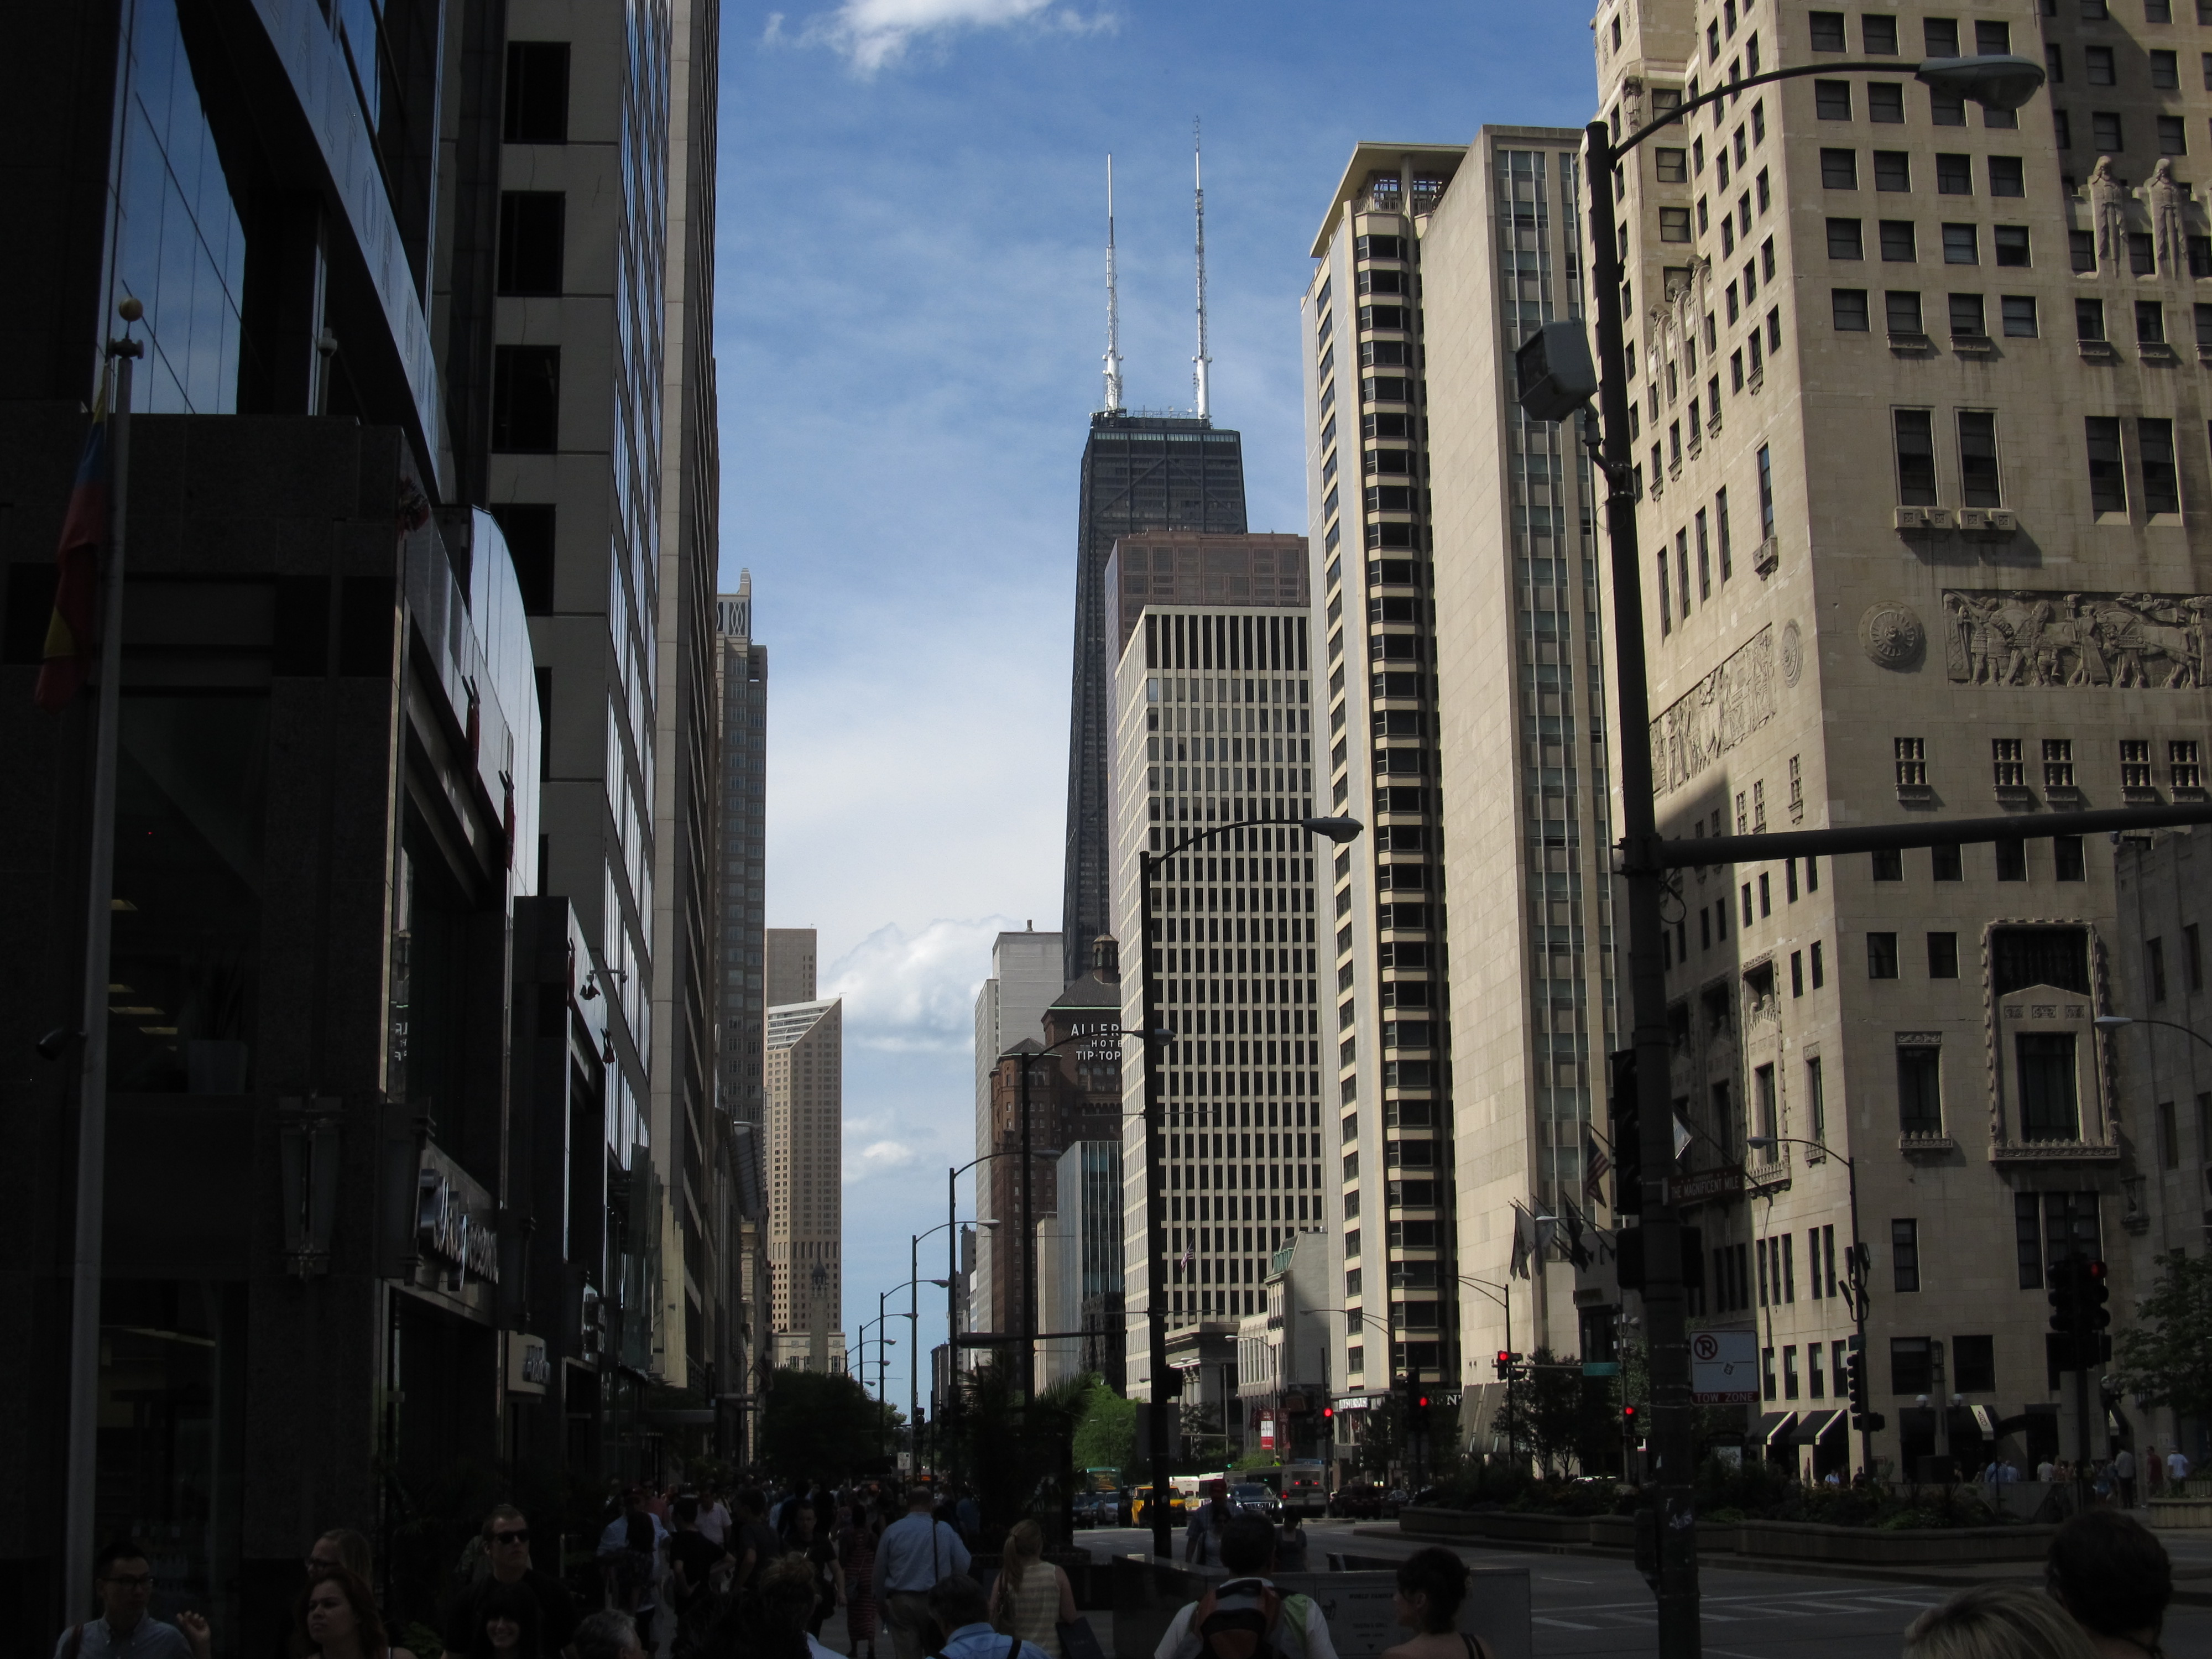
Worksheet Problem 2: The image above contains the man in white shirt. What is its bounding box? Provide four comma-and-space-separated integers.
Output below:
2167, 1447, 2193, 1483
1156, 1519, 1338, 1659
872, 1488, 971, 1659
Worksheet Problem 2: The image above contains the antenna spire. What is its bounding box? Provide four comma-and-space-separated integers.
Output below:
1192, 118, 1211, 421
1103, 155, 1124, 415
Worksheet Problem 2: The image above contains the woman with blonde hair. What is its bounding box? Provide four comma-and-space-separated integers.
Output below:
987, 1521, 1074, 1659
1903, 1585, 2098, 1659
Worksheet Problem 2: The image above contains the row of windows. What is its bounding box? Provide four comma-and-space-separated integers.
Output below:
1841, 290, 2212, 355
2053, 109, 2195, 155
1813, 77, 2018, 128
1827, 218, 2029, 265
1820, 148, 2025, 196
1657, 457, 1775, 634
1757, 1335, 1999, 1402
1894, 736, 2201, 790
1807, 11, 2011, 57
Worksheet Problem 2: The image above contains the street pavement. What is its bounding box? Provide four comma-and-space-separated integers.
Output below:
1066, 1519, 2212, 1659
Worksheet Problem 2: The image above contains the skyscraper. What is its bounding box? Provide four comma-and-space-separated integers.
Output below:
1302, 146, 1469, 1400
972, 926, 1062, 1348
1063, 417, 1250, 983
1107, 533, 1328, 1434
766, 993, 843, 1373
1571, 0, 2211, 1479
1420, 128, 1618, 1428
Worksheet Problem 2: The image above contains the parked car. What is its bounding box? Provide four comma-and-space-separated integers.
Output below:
1228, 1482, 1282, 1522
1072, 1489, 1122, 1528
1328, 1482, 1387, 1519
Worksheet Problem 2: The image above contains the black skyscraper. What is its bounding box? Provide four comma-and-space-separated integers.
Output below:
1061, 413, 1247, 983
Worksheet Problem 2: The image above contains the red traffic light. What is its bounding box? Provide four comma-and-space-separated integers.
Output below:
1496, 1350, 1512, 1366
1623, 1404, 1639, 1419
1321, 1406, 1334, 1419
2086, 1259, 2109, 1280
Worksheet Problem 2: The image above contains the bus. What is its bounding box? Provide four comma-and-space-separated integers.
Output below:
1235, 1462, 1327, 1516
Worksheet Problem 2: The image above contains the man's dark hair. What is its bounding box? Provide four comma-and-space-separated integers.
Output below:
1219, 1516, 1279, 1575
2046, 1510, 2172, 1637
573, 1611, 638, 1659
93, 1540, 149, 1579
1395, 1547, 1470, 1632
925, 1573, 992, 1637
737, 1488, 768, 1517
674, 1496, 700, 1525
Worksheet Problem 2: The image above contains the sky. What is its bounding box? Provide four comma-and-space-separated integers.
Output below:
711, 0, 1595, 1412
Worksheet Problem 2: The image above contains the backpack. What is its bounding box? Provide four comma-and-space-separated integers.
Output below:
1183, 1580, 1310, 1659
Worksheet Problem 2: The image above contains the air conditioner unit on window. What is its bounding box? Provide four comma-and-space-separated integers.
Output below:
1957, 509, 1990, 531
1892, 507, 1927, 530
1924, 507, 1955, 530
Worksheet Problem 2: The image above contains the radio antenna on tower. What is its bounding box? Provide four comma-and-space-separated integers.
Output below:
1102, 155, 1124, 415
1192, 118, 1212, 421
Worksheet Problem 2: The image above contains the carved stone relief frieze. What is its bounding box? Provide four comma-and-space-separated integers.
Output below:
1649, 625, 1776, 796
1942, 589, 2212, 688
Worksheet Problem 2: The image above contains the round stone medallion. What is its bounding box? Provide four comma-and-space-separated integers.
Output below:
1859, 602, 1924, 671
1781, 620, 1804, 687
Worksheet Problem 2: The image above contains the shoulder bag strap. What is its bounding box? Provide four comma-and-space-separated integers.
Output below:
64, 1626, 86, 1659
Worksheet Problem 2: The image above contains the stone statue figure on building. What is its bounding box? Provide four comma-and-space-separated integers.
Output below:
2089, 157, 2132, 267
2147, 158, 2190, 277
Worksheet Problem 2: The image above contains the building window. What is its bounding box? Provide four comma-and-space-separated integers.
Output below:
1661, 206, 1694, 243
2160, 116, 2189, 155
504, 41, 573, 143
1874, 848, 1903, 880
1809, 11, 1847, 50
1942, 223, 1979, 264
2077, 297, 2106, 341
2140, 418, 2180, 513
2131, 233, 2157, 275
2017, 1034, 2081, 1140
1937, 153, 1973, 195
492, 345, 561, 452
1879, 220, 1917, 262
2173, 741, 2203, 791
2123, 738, 2154, 790
1893, 409, 1937, 502
1995, 837, 2027, 879
1895, 736, 1927, 787
1757, 445, 1775, 535
1808, 1056, 1827, 1143
1833, 288, 1871, 330
2000, 294, 2038, 338
1949, 293, 1986, 338
497, 192, 566, 295
1933, 844, 1962, 880
488, 504, 557, 614
2086, 418, 2126, 515
1892, 1219, 1921, 1291
1989, 157, 2026, 197
1953, 1335, 1996, 1394
1828, 217, 1864, 259
1928, 932, 1959, 977
2094, 111, 2124, 153
1886, 290, 1924, 335
1891, 1337, 1933, 1395
2140, 302, 2169, 346
1992, 737, 2026, 789
1868, 932, 1900, 978
1821, 147, 1859, 188
1874, 150, 1911, 191
1869, 82, 1905, 123
2087, 45, 2116, 85
2150, 937, 2169, 1002
2055, 835, 2087, 881
2044, 738, 2075, 791
1811, 941, 1825, 988
1717, 487, 1733, 577
1898, 1047, 1942, 1135
1815, 80, 1853, 119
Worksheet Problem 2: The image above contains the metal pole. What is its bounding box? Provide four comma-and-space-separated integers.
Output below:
910, 1234, 921, 1475
1140, 849, 1172, 1559
65, 335, 135, 1601
1020, 1051, 1034, 1399
1843, 1156, 1872, 1479
948, 1167, 958, 1486
1583, 119, 1701, 1659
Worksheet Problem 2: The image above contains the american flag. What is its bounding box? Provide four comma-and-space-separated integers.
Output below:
1584, 1129, 1612, 1203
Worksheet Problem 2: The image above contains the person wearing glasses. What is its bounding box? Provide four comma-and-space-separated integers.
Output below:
444, 1508, 580, 1659
53, 1540, 212, 1659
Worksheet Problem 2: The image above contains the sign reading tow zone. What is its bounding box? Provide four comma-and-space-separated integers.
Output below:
1690, 1329, 1760, 1404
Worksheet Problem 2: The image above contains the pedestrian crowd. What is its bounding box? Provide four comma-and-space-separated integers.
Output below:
1975, 1441, 2192, 1513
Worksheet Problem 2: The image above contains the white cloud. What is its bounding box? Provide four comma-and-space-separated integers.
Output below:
825, 916, 1021, 1052
776, 0, 1116, 75
847, 1136, 922, 1180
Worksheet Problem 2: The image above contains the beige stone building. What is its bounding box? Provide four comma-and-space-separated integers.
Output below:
1573, 0, 2212, 1474
1107, 535, 1331, 1423
1301, 149, 1475, 1406
766, 984, 844, 1374
1413, 130, 1625, 1441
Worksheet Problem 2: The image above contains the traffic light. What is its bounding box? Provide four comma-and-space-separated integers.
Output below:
1621, 1402, 1642, 1440
1609, 1049, 1642, 1215
1407, 1392, 1432, 1433
1494, 1350, 1525, 1379
2048, 1258, 2083, 1336
1845, 1348, 1869, 1417
2085, 1259, 2112, 1358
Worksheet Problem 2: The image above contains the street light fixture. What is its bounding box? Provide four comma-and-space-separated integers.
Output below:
1137, 811, 1363, 1558
1514, 52, 2047, 1658
2095, 1012, 2212, 1055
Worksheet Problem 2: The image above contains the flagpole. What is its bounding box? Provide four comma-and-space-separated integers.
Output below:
63, 306, 140, 1601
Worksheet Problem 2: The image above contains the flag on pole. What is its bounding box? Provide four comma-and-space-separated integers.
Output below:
1584, 1128, 1612, 1204
1509, 1204, 1534, 1279
35, 386, 111, 712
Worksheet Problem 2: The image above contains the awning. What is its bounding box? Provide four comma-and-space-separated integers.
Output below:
1751, 1410, 1797, 1447
1798, 1408, 1847, 1442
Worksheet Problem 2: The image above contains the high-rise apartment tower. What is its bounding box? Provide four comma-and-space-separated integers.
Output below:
766, 985, 843, 1373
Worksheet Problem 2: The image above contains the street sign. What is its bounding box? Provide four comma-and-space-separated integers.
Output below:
1689, 1329, 1759, 1404
1673, 1167, 1745, 1205
1581, 1361, 1621, 1377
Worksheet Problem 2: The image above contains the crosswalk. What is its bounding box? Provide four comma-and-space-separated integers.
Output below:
1531, 1588, 1943, 1634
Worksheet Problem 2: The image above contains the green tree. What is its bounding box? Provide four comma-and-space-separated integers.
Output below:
2114, 1248, 2212, 1422
759, 1368, 890, 1482
1496, 1349, 1587, 1477
1071, 1378, 1135, 1473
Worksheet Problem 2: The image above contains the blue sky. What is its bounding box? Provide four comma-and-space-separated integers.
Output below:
711, 0, 1595, 1410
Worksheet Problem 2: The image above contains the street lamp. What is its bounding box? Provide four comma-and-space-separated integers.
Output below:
910, 1218, 976, 1478
2095, 1012, 2212, 1054
1516, 53, 2044, 1658
1138, 812, 1363, 1559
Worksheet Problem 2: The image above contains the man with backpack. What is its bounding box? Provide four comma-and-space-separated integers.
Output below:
1155, 1518, 1338, 1659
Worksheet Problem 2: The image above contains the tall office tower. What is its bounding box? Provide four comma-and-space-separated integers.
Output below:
1107, 533, 1329, 1422
971, 927, 1063, 1344
765, 926, 818, 1009
1420, 131, 1619, 1418
713, 577, 770, 1430
1589, 0, 2212, 1478
490, 0, 678, 1378
647, 0, 725, 1401
1302, 148, 1469, 1402
1063, 416, 1250, 985
766, 995, 844, 1372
